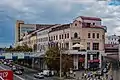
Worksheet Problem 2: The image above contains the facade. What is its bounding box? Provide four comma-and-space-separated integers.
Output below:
105, 34, 119, 45
16, 16, 107, 70
36, 16, 107, 70
15, 20, 36, 43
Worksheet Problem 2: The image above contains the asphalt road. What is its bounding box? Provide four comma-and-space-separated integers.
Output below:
0, 64, 57, 80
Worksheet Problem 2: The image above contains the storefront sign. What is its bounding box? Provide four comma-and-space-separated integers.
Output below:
87, 51, 98, 54
0, 70, 13, 80
5, 53, 12, 59
17, 53, 24, 59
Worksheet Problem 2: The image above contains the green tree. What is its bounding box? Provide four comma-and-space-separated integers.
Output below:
45, 46, 73, 75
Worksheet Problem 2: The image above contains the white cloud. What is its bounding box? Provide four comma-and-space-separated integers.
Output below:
0, 0, 120, 35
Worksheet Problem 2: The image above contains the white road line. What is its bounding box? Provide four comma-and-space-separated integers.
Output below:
0, 65, 25, 80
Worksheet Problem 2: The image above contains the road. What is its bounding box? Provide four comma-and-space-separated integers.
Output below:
0, 64, 57, 80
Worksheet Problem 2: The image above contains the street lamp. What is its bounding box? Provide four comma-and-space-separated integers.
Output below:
58, 42, 63, 79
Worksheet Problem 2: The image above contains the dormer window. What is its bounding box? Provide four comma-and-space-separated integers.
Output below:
75, 23, 77, 26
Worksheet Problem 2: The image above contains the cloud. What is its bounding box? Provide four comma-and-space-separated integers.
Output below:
0, 0, 120, 47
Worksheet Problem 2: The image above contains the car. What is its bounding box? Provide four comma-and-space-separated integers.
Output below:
14, 70, 23, 75
34, 73, 44, 79
95, 71, 103, 76
17, 66, 24, 72
3, 62, 7, 65
11, 66, 17, 72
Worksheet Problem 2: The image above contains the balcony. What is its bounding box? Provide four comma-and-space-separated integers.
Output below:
71, 37, 80, 41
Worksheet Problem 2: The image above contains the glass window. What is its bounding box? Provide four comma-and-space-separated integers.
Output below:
102, 35, 104, 39
74, 33, 78, 38
54, 36, 55, 40
67, 33, 69, 38
87, 42, 90, 50
88, 33, 90, 38
93, 43, 99, 50
97, 33, 99, 38
65, 34, 66, 39
62, 34, 63, 39
93, 33, 95, 38
75, 23, 77, 26
59, 35, 61, 39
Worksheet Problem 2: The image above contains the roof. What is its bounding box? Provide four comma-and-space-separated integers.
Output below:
49, 24, 70, 33
80, 16, 101, 21
36, 24, 57, 30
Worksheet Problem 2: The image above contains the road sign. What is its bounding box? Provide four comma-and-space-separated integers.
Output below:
5, 53, 12, 59
0, 70, 13, 80
17, 53, 24, 59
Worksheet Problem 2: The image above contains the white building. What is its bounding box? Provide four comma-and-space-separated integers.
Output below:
105, 34, 119, 44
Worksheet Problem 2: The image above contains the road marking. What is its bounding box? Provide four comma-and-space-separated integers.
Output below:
0, 65, 25, 80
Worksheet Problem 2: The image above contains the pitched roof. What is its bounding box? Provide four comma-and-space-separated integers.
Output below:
80, 16, 101, 21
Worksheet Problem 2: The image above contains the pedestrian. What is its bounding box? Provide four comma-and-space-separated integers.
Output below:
73, 71, 76, 77
110, 75, 113, 80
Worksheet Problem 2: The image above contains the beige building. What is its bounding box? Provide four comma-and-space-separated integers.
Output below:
37, 16, 107, 70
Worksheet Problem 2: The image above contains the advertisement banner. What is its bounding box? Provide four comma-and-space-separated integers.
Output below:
5, 53, 12, 59
0, 70, 13, 80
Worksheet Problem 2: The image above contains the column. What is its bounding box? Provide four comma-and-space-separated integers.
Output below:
99, 53, 102, 68
73, 55, 78, 70
84, 53, 87, 69
32, 58, 34, 68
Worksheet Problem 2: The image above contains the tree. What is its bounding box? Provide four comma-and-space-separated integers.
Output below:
45, 46, 73, 76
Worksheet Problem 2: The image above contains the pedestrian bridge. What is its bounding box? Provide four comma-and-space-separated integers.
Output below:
0, 52, 45, 59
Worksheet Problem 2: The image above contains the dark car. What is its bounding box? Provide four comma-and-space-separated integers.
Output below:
17, 66, 24, 72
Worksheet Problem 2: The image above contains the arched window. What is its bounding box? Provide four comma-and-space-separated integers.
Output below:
74, 33, 78, 38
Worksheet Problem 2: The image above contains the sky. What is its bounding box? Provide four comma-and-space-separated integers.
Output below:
0, 0, 120, 47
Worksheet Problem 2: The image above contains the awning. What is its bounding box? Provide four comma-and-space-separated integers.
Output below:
72, 43, 84, 48
88, 59, 100, 63
79, 58, 84, 62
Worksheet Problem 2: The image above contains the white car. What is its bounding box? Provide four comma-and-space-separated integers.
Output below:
34, 73, 44, 79
43, 70, 50, 76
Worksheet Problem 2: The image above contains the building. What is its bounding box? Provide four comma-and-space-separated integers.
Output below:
15, 20, 56, 46
36, 16, 107, 70
105, 34, 119, 45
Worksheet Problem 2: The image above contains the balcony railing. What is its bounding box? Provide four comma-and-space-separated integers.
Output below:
71, 37, 80, 41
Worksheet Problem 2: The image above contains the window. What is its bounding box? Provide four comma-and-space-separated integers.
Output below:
75, 23, 77, 26
54, 36, 55, 40
87, 42, 90, 50
59, 35, 61, 39
93, 33, 95, 38
88, 33, 91, 38
65, 34, 66, 39
97, 33, 99, 38
102, 35, 104, 39
67, 33, 69, 38
87, 23, 91, 27
56, 35, 58, 40
93, 23, 95, 25
62, 34, 63, 39
74, 33, 78, 38
51, 36, 53, 40
93, 43, 99, 50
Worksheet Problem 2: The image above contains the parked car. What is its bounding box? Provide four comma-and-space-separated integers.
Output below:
95, 71, 103, 76
17, 66, 24, 72
34, 73, 44, 79
11, 65, 17, 72
14, 70, 23, 75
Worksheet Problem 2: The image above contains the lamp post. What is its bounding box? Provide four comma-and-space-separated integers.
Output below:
58, 42, 63, 79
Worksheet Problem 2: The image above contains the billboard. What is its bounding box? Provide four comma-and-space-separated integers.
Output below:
0, 70, 13, 80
